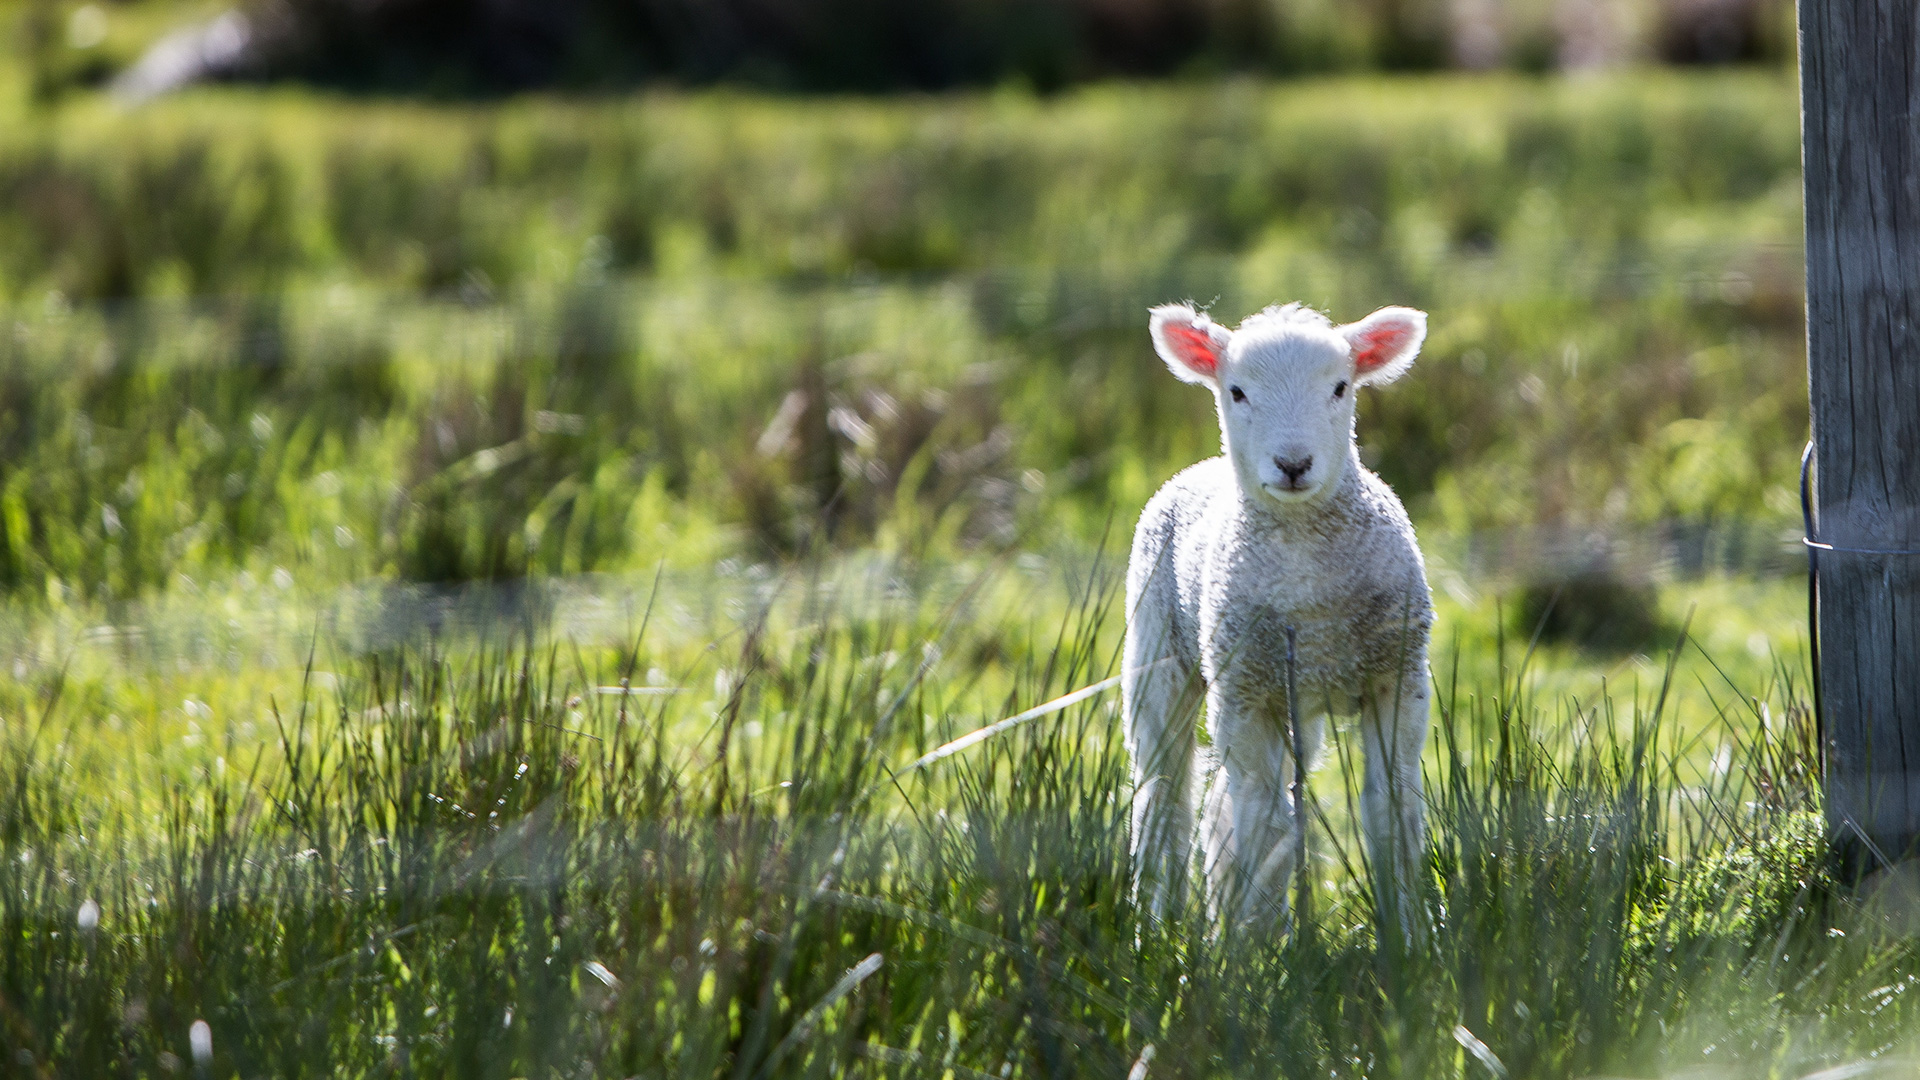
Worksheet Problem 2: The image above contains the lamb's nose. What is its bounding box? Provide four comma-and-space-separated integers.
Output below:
1274, 455, 1313, 484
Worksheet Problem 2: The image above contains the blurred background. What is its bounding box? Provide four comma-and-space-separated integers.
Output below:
0, 0, 1805, 673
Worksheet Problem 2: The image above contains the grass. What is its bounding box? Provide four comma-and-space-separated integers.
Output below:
0, 561, 1912, 1079
0, 61, 1880, 1077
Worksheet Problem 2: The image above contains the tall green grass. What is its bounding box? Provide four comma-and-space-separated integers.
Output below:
0, 566, 1908, 1078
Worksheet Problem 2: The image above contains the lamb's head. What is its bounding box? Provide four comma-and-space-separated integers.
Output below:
1149, 301, 1426, 506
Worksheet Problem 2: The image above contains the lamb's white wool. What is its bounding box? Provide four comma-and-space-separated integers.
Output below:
1126, 301, 1433, 930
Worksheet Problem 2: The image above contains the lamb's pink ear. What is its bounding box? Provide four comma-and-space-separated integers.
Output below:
1339, 306, 1427, 386
1148, 304, 1230, 385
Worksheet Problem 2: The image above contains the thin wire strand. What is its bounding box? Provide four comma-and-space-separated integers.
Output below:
1801, 538, 1920, 555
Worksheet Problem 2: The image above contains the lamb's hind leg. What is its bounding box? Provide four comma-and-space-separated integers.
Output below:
1361, 653, 1432, 940
1123, 591, 1202, 919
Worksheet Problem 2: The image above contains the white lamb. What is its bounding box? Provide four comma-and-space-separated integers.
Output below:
1123, 300, 1434, 929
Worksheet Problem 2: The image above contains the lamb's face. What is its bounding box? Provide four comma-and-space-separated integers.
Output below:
1148, 302, 1427, 508
1216, 326, 1357, 503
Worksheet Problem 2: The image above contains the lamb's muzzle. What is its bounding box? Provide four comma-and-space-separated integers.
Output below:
1272, 455, 1312, 488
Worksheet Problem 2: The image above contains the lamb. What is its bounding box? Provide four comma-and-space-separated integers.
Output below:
1123, 300, 1434, 930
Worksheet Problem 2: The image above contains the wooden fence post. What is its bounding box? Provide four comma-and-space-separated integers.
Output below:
1800, 0, 1920, 874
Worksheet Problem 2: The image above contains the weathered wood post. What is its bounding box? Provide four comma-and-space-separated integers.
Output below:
1800, 1, 1920, 874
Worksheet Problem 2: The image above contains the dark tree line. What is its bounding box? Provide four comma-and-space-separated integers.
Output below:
203, 0, 1289, 94
100, 0, 1791, 98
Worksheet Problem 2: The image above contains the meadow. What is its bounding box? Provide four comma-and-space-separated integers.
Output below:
2, 61, 1912, 1078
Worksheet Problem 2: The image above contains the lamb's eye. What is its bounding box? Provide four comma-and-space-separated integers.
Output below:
1333, 380, 1348, 399
1230, 386, 1246, 403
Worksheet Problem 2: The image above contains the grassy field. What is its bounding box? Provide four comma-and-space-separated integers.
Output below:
3, 566, 1911, 1079
3, 63, 1909, 1078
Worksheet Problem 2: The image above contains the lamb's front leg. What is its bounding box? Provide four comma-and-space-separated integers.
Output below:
1361, 655, 1432, 940
1201, 683, 1312, 927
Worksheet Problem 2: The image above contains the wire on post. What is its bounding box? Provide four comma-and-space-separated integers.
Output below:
1801, 440, 1823, 747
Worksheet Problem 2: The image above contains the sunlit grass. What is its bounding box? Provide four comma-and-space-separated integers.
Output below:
0, 559, 1910, 1078
0, 546, 1808, 803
